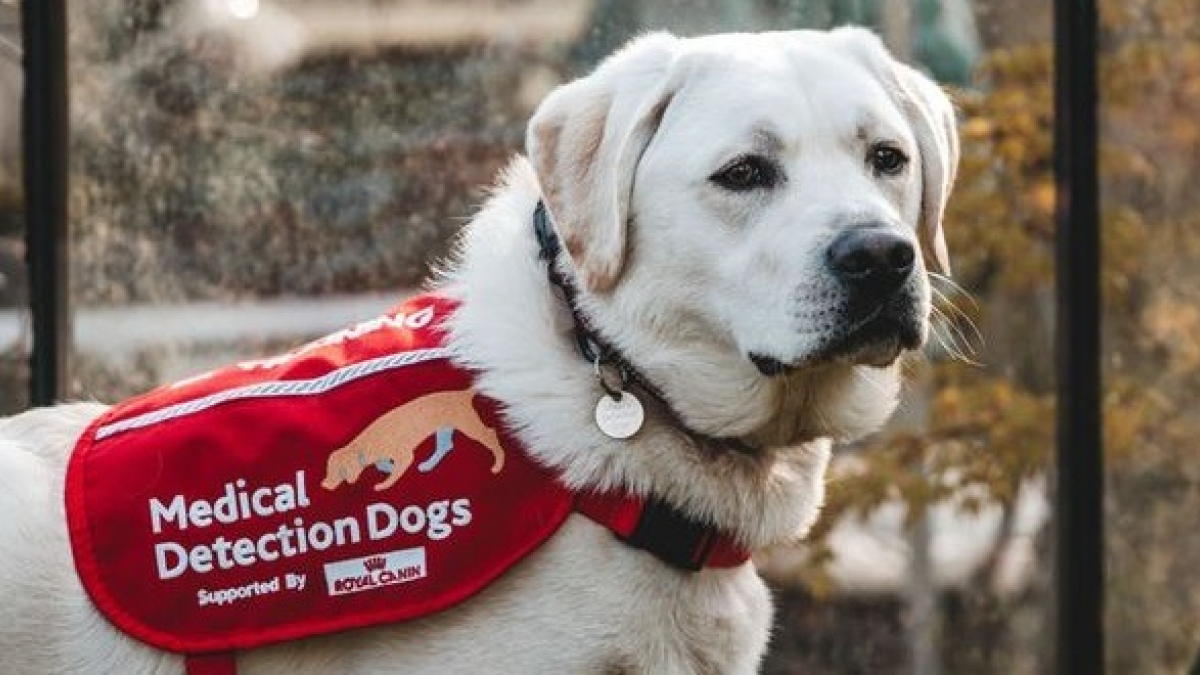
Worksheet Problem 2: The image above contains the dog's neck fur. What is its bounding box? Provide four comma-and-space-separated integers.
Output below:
441, 158, 835, 552
530, 199, 762, 457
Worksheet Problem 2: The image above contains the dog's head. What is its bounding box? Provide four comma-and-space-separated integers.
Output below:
527, 29, 958, 447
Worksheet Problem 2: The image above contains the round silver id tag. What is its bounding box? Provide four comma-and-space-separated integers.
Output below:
594, 391, 645, 439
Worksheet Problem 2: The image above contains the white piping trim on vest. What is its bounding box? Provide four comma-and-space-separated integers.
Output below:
94, 347, 454, 441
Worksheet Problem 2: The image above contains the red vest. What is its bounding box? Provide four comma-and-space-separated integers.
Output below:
66, 293, 749, 672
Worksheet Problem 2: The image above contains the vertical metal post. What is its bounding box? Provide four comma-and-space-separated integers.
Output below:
21, 0, 70, 406
1054, 0, 1103, 672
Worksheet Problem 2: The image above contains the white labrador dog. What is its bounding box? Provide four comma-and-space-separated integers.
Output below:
0, 28, 957, 674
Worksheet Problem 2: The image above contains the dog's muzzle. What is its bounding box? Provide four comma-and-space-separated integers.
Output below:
821, 228, 923, 365
750, 228, 925, 375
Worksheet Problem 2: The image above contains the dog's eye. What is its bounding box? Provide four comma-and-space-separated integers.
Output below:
869, 143, 909, 176
710, 156, 780, 192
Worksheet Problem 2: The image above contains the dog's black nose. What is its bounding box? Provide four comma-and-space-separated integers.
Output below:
826, 228, 915, 295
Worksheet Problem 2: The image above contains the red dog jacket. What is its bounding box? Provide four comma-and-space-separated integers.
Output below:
66, 293, 749, 673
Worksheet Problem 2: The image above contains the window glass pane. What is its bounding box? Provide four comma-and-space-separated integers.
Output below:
64, 1, 1055, 671
0, 2, 25, 415
1100, 0, 1200, 671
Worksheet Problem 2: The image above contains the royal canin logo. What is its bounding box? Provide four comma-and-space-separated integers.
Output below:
324, 548, 427, 597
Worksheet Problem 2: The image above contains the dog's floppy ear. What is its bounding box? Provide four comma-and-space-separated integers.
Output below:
834, 28, 959, 275
894, 59, 959, 276
526, 33, 678, 292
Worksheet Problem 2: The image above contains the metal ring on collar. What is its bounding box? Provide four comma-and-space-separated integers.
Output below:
593, 355, 627, 401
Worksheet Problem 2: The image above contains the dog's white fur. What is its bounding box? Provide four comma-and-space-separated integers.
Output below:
0, 28, 956, 674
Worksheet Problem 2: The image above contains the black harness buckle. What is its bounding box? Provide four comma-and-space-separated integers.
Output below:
624, 498, 719, 572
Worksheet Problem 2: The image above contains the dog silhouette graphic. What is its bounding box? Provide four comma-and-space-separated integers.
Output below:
321, 389, 506, 492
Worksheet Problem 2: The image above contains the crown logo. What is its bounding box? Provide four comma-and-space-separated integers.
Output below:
363, 556, 388, 572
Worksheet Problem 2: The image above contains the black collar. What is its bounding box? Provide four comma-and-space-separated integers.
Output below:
534, 201, 757, 571
533, 201, 757, 456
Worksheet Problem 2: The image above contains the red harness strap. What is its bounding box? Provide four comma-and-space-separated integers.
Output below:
185, 653, 236, 675
574, 491, 751, 570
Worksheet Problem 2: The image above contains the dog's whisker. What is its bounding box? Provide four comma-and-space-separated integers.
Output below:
928, 280, 985, 363
931, 328, 968, 364
931, 286, 984, 339
945, 316, 984, 361
928, 272, 979, 309
930, 285, 973, 321
930, 305, 967, 351
928, 310, 983, 366
929, 308, 972, 361
935, 306, 984, 361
